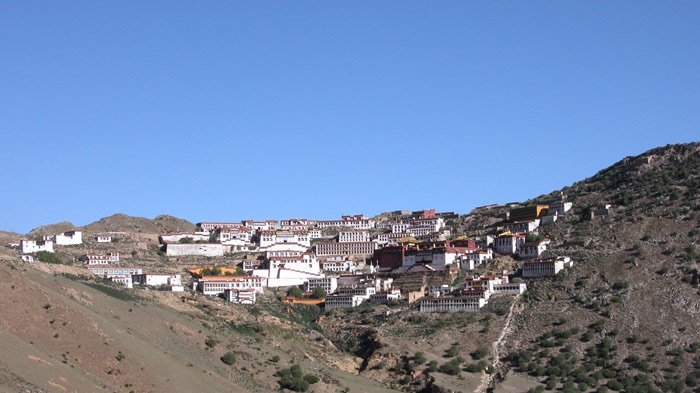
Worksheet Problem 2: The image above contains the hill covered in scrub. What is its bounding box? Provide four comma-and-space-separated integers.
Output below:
29, 214, 196, 236
1, 142, 698, 393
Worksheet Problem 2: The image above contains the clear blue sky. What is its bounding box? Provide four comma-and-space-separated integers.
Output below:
1, 1, 698, 233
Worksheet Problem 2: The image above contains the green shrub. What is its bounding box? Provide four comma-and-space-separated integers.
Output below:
287, 286, 303, 298
303, 374, 319, 384
36, 251, 62, 264
438, 359, 461, 375
413, 351, 427, 364
220, 352, 236, 365
204, 337, 218, 348
427, 360, 438, 372
471, 348, 488, 360
445, 344, 460, 357
310, 287, 327, 299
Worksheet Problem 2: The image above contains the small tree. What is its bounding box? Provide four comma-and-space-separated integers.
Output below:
427, 360, 438, 372
178, 237, 194, 244
471, 348, 488, 360
287, 286, 303, 298
413, 351, 427, 365
310, 287, 327, 299
220, 352, 236, 365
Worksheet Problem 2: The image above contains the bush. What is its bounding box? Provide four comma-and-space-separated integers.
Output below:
220, 352, 236, 365
276, 364, 309, 392
606, 380, 623, 391
204, 337, 218, 348
303, 374, 319, 384
413, 351, 427, 364
36, 251, 62, 264
471, 348, 488, 360
287, 286, 303, 298
445, 344, 460, 357
427, 360, 438, 372
438, 359, 461, 375
310, 287, 327, 299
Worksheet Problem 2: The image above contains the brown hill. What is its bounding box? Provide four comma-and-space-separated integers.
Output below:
28, 214, 196, 236
82, 213, 196, 234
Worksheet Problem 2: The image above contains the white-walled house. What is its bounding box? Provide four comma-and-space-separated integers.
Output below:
338, 231, 370, 243
303, 277, 338, 294
419, 296, 487, 312
317, 215, 375, 230
159, 232, 211, 243
80, 252, 120, 265
493, 233, 526, 255
95, 235, 112, 243
523, 256, 574, 277
320, 259, 358, 273
224, 288, 256, 304
548, 201, 573, 215
132, 273, 182, 287
165, 243, 225, 257
518, 241, 549, 259
258, 230, 310, 248
196, 276, 265, 296
88, 266, 143, 278
315, 241, 377, 256
20, 239, 54, 254
52, 231, 83, 246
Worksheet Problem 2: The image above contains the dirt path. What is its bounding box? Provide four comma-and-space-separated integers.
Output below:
474, 294, 521, 393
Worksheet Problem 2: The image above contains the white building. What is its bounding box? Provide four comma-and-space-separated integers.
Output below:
51, 231, 82, 246
493, 282, 527, 295
258, 230, 310, 248
337, 285, 376, 297
20, 255, 35, 262
369, 289, 401, 304
315, 241, 377, 256
88, 266, 143, 278
320, 260, 358, 273
196, 276, 265, 296
242, 220, 278, 231
419, 297, 487, 312
508, 220, 540, 234
375, 232, 410, 244
132, 273, 182, 287
20, 239, 54, 254
160, 232, 211, 243
224, 288, 256, 304
401, 246, 478, 268
411, 218, 445, 232
391, 223, 410, 234
309, 228, 323, 239
80, 252, 120, 265
303, 277, 338, 294
268, 254, 320, 275
165, 243, 225, 257
215, 227, 252, 243
548, 201, 573, 215
493, 233, 526, 255
518, 241, 549, 259
522, 256, 573, 278
406, 226, 434, 237
197, 222, 242, 232
317, 215, 375, 230
325, 294, 369, 309
338, 231, 370, 243
95, 235, 112, 243
110, 275, 133, 289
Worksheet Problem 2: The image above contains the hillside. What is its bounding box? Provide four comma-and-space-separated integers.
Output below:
82, 214, 196, 234
1, 142, 698, 393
